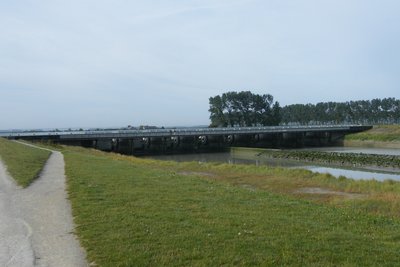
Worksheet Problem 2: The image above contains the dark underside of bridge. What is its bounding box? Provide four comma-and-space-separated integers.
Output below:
13, 126, 372, 156
69, 132, 355, 155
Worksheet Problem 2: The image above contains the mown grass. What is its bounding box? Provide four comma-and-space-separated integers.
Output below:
0, 138, 51, 187
346, 125, 400, 142
64, 146, 400, 266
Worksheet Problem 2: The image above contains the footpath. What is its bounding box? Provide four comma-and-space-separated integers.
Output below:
0, 143, 87, 267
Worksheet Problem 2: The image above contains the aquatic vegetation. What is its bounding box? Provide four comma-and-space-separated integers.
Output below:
255, 149, 400, 169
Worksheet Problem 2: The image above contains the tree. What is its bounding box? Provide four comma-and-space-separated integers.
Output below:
271, 101, 282, 126
208, 95, 226, 127
209, 91, 281, 127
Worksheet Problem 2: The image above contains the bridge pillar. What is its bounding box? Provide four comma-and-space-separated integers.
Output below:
206, 135, 226, 151
171, 136, 180, 147
177, 136, 197, 152
232, 134, 254, 146
96, 139, 113, 151
111, 138, 119, 152
115, 139, 137, 155
224, 135, 234, 145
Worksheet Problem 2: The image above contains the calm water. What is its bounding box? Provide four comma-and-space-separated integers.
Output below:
149, 148, 400, 181
302, 166, 400, 181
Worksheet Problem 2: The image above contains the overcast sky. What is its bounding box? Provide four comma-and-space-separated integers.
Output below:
1, 0, 399, 129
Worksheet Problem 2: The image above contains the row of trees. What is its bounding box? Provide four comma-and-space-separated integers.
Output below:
208, 91, 281, 127
280, 98, 400, 125
209, 92, 400, 127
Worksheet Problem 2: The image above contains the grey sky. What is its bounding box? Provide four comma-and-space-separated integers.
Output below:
1, 0, 399, 129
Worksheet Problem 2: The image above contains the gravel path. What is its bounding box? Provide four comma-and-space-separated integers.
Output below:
0, 145, 87, 266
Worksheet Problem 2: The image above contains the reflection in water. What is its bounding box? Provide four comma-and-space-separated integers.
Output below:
149, 149, 400, 181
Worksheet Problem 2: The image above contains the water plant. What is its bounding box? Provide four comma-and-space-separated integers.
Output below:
247, 149, 400, 169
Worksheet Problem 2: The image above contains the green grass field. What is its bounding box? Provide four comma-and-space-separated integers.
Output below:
63, 146, 400, 266
0, 138, 51, 187
346, 125, 400, 142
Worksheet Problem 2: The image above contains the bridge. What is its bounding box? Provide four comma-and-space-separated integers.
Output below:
1, 125, 372, 155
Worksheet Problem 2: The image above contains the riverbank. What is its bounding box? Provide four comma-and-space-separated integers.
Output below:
62, 145, 400, 266
344, 125, 400, 148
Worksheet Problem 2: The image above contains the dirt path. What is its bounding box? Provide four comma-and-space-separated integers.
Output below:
0, 145, 87, 266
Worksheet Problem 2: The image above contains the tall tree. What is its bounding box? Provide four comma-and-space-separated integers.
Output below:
209, 91, 281, 127
208, 95, 226, 127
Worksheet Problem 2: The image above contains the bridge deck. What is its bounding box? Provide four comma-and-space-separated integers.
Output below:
1, 125, 372, 140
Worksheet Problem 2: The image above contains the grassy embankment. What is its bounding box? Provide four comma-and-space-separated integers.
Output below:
62, 145, 400, 266
345, 125, 400, 148
0, 138, 51, 187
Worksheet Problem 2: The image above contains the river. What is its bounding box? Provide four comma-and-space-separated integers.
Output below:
149, 147, 400, 181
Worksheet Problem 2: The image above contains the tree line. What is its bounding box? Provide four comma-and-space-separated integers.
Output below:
280, 98, 400, 125
209, 92, 400, 127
